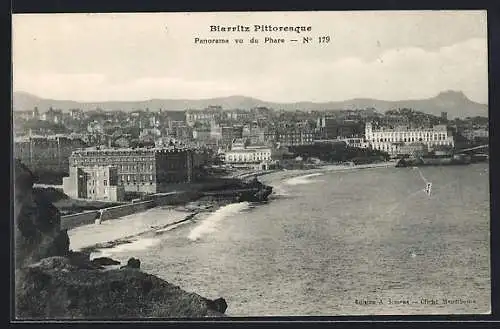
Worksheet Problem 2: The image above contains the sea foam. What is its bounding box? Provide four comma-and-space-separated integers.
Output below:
91, 238, 161, 259
285, 173, 324, 186
187, 202, 251, 241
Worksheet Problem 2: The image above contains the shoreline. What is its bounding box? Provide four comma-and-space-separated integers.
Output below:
69, 161, 396, 256
258, 160, 397, 183
68, 198, 237, 255
78, 211, 200, 254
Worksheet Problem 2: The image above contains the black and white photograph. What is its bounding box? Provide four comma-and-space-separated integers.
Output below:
12, 11, 490, 319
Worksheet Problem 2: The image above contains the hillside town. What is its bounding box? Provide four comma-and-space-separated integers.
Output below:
12, 11, 491, 320
13, 104, 489, 203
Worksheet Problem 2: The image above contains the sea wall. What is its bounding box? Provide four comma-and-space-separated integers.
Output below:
61, 211, 100, 231
149, 191, 202, 207
60, 191, 202, 230
60, 176, 271, 231
99, 200, 156, 221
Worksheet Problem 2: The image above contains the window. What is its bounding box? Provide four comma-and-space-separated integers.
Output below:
104, 180, 107, 186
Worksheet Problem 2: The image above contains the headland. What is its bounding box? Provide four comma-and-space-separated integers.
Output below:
13, 159, 229, 319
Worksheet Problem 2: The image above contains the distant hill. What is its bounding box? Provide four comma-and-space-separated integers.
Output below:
12, 90, 488, 119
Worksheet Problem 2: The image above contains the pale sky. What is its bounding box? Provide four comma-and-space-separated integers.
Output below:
12, 11, 488, 103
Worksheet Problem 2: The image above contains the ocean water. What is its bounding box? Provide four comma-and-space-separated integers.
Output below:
93, 164, 491, 316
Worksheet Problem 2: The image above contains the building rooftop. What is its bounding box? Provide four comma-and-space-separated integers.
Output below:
72, 145, 199, 155
14, 134, 85, 142
368, 124, 448, 132
226, 148, 270, 154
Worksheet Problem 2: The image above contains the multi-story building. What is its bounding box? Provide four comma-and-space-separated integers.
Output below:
171, 125, 193, 141
167, 119, 186, 130
63, 165, 125, 201
318, 117, 364, 139
250, 107, 274, 121
224, 141, 274, 167
14, 135, 88, 172
140, 127, 162, 139
265, 127, 314, 146
242, 125, 265, 145
193, 129, 212, 144
69, 109, 85, 120
365, 122, 454, 155
186, 106, 224, 127
40, 108, 64, 124
461, 128, 489, 142
224, 109, 253, 122
68, 146, 203, 194
220, 125, 243, 147
32, 107, 40, 120
377, 114, 410, 128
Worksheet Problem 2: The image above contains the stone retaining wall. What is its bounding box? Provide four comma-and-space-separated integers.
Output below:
99, 200, 156, 221
60, 211, 100, 231
60, 192, 201, 230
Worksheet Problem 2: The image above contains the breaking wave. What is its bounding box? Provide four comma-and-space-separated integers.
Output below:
285, 173, 324, 186
187, 202, 251, 241
271, 184, 290, 197
90, 238, 161, 259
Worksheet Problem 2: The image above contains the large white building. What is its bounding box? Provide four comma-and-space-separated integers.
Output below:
225, 147, 273, 164
365, 123, 454, 155
224, 139, 273, 165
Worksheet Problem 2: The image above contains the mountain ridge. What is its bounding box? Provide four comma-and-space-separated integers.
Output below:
12, 91, 488, 118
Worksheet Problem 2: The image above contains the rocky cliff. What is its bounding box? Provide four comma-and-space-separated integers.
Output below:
14, 160, 227, 319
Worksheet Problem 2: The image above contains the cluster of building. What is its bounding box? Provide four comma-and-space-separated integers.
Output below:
14, 134, 87, 172
63, 146, 208, 201
13, 104, 489, 201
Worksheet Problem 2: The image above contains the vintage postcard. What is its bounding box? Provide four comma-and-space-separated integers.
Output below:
12, 11, 490, 319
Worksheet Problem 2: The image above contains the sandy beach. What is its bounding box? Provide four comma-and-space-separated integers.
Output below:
258, 161, 398, 184
68, 206, 194, 252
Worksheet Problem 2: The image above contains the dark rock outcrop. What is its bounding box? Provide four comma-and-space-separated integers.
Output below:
14, 160, 228, 319
14, 160, 70, 268
91, 257, 121, 267
16, 257, 226, 319
120, 257, 141, 269
208, 297, 228, 314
